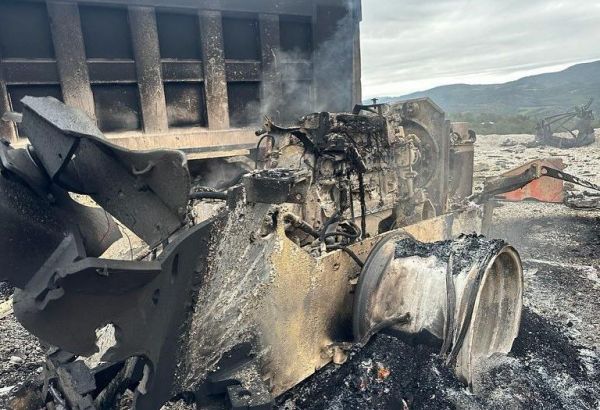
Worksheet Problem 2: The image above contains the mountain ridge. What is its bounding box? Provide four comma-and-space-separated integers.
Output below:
375, 60, 600, 119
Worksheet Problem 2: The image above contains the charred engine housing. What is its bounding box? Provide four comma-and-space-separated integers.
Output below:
0, 97, 521, 410
254, 98, 453, 248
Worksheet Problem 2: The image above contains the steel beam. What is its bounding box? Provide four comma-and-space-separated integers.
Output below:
199, 10, 230, 130
47, 2, 96, 119
259, 13, 283, 120
48, 0, 317, 16
129, 7, 169, 133
0, 42, 18, 142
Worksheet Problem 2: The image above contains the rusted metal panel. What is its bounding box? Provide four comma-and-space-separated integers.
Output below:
259, 13, 283, 120
0, 0, 362, 154
199, 10, 230, 130
10, 127, 259, 153
0, 0, 56, 59
156, 10, 203, 60
87, 61, 137, 84
161, 62, 205, 82
100, 128, 258, 151
351, 19, 362, 105
497, 158, 565, 203
227, 82, 260, 127
1, 61, 60, 85
260, 13, 281, 82
225, 61, 262, 82
80, 4, 133, 60
314, 4, 354, 112
186, 148, 249, 160
91, 84, 142, 132
222, 14, 261, 61
129, 7, 169, 133
280, 61, 313, 81
61, 0, 317, 16
164, 82, 208, 128
47, 2, 95, 119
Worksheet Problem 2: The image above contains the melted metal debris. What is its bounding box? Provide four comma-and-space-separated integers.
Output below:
394, 234, 507, 276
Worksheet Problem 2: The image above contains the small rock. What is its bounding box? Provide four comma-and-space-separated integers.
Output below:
0, 385, 15, 396
377, 366, 391, 380
501, 138, 519, 147
9, 355, 24, 365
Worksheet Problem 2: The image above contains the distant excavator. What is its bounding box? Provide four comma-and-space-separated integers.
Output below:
529, 98, 596, 148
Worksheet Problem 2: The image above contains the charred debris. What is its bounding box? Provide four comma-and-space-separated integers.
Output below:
530, 98, 596, 149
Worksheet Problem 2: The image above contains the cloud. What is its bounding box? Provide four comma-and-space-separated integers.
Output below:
360, 0, 600, 97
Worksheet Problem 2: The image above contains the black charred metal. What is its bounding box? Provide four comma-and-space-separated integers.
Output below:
0, 142, 121, 288
20, 96, 191, 247
190, 190, 229, 201
530, 98, 596, 148
14, 216, 222, 409
0, 97, 488, 410
243, 168, 310, 204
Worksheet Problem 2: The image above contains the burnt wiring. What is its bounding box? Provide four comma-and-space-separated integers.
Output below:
255, 134, 275, 169
285, 211, 364, 268
357, 172, 368, 237
283, 212, 321, 238
326, 244, 364, 268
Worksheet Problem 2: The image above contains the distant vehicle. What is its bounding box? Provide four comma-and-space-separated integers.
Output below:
531, 98, 596, 148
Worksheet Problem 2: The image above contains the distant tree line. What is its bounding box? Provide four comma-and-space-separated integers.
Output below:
450, 112, 600, 135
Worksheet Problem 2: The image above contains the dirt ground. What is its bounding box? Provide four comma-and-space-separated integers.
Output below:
0, 132, 599, 409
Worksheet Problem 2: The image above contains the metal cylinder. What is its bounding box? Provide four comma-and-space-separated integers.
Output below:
449, 122, 475, 201
353, 234, 523, 384
449, 144, 475, 200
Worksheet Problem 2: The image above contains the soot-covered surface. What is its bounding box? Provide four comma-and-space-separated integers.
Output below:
1, 134, 599, 409
394, 234, 507, 277
277, 308, 599, 410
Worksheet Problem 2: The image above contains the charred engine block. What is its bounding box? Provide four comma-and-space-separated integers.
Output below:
251, 98, 451, 252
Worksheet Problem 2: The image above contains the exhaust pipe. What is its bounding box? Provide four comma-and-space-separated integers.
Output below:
353, 234, 523, 384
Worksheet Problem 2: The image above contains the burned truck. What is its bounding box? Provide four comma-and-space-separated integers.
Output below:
0, 96, 524, 409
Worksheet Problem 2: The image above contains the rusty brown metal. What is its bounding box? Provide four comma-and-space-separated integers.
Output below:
497, 158, 565, 203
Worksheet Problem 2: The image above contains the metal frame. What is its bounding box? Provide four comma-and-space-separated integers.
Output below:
0, 0, 362, 155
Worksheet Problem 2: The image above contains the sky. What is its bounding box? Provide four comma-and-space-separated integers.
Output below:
360, 0, 600, 98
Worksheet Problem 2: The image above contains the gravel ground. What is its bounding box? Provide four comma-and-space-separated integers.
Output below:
0, 132, 599, 409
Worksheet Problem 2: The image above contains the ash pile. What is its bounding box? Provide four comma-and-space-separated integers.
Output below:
278, 308, 599, 410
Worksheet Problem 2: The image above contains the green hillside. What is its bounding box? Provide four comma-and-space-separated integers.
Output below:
376, 60, 600, 134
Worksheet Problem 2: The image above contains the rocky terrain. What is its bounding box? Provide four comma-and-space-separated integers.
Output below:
0, 131, 599, 409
